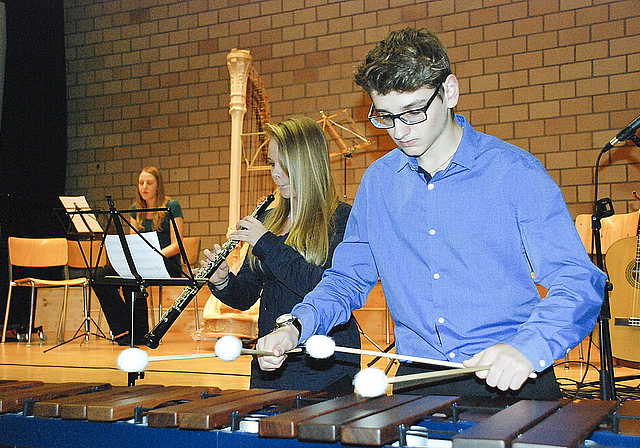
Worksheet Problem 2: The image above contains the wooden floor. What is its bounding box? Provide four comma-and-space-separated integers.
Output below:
1, 327, 639, 401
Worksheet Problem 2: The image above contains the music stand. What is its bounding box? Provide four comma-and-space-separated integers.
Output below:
44, 197, 109, 352
88, 196, 198, 385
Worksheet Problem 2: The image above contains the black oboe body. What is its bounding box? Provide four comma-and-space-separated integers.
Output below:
143, 193, 275, 348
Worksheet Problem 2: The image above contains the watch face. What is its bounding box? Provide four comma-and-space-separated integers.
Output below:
276, 314, 294, 326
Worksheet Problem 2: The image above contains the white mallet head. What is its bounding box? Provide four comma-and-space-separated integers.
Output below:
214, 335, 243, 362
305, 334, 336, 359
353, 367, 389, 398
116, 347, 149, 373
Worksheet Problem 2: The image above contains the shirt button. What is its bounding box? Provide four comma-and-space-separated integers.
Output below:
438, 317, 445, 324
539, 360, 546, 368
433, 273, 440, 279
429, 229, 436, 235
428, 184, 434, 190
449, 352, 456, 358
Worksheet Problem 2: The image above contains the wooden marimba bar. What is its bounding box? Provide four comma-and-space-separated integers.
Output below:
0, 380, 639, 447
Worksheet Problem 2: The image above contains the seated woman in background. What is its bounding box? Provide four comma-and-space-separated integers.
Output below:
93, 166, 184, 346
206, 116, 360, 395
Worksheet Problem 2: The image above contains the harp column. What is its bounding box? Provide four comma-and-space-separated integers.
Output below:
226, 49, 252, 238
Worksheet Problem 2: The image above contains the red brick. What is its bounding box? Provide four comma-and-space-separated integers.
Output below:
543, 46, 575, 66
561, 167, 593, 186
515, 119, 545, 138
442, 12, 470, 31
497, 36, 527, 55
611, 35, 640, 58
470, 74, 499, 93
514, 51, 543, 70
499, 1, 528, 21
576, 76, 608, 97
530, 101, 560, 120
513, 16, 544, 36
576, 41, 609, 61
428, 0, 455, 17
610, 0, 640, 20
456, 60, 484, 78
559, 26, 590, 46
545, 116, 576, 135
560, 97, 592, 116
469, 41, 498, 60
484, 21, 513, 41
500, 70, 528, 89
592, 55, 626, 77
544, 81, 576, 100
529, 0, 560, 17
470, 107, 499, 125
529, 66, 560, 85
577, 112, 610, 132
500, 104, 529, 122
485, 89, 513, 107
547, 150, 577, 169
544, 10, 575, 31
456, 27, 484, 46
513, 85, 544, 104
560, 61, 592, 81
470, 6, 498, 26
485, 122, 515, 140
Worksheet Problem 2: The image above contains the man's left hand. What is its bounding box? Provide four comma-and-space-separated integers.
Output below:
463, 343, 534, 391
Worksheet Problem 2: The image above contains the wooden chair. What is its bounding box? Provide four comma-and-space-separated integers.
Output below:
62, 239, 106, 341
150, 236, 202, 331
2, 237, 88, 344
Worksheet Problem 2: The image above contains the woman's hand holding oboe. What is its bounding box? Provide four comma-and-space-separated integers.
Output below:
229, 215, 268, 246
204, 244, 230, 290
205, 215, 268, 290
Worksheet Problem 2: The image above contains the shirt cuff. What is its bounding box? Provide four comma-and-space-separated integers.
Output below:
291, 306, 318, 344
503, 328, 555, 372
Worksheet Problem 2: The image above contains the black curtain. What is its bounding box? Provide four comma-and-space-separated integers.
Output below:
0, 0, 67, 332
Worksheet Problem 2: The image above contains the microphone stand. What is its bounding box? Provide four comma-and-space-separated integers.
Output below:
591, 134, 640, 400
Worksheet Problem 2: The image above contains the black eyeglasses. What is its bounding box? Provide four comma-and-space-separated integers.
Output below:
368, 84, 442, 129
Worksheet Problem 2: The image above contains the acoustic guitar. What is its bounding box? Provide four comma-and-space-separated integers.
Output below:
605, 219, 640, 366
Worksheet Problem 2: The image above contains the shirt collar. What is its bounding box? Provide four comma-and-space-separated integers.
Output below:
396, 114, 478, 174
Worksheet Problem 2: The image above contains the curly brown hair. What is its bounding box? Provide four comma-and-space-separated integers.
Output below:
354, 27, 452, 96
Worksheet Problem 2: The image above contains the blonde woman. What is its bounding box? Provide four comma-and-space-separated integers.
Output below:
206, 117, 360, 394
93, 167, 184, 346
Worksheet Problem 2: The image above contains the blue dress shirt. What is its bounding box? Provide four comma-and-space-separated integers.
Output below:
293, 115, 606, 372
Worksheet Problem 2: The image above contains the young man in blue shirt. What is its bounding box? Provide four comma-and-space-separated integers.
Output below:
256, 28, 606, 399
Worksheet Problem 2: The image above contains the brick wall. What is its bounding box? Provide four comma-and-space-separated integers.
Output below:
64, 0, 640, 252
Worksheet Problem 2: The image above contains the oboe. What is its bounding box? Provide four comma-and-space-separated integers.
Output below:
143, 192, 276, 349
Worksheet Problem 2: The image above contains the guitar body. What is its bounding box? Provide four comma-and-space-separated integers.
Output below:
605, 235, 640, 365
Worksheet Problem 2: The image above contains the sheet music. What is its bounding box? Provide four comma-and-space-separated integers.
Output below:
59, 196, 103, 233
105, 232, 171, 279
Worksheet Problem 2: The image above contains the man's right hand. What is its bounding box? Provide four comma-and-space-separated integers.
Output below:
256, 325, 299, 371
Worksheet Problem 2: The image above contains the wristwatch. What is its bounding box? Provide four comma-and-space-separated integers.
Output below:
275, 313, 302, 336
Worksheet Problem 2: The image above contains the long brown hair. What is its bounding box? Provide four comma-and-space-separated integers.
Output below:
249, 116, 338, 269
134, 166, 169, 232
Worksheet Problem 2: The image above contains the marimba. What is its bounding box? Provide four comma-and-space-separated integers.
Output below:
0, 380, 639, 447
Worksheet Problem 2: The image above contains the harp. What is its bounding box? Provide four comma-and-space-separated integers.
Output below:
196, 49, 272, 341
226, 48, 273, 271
